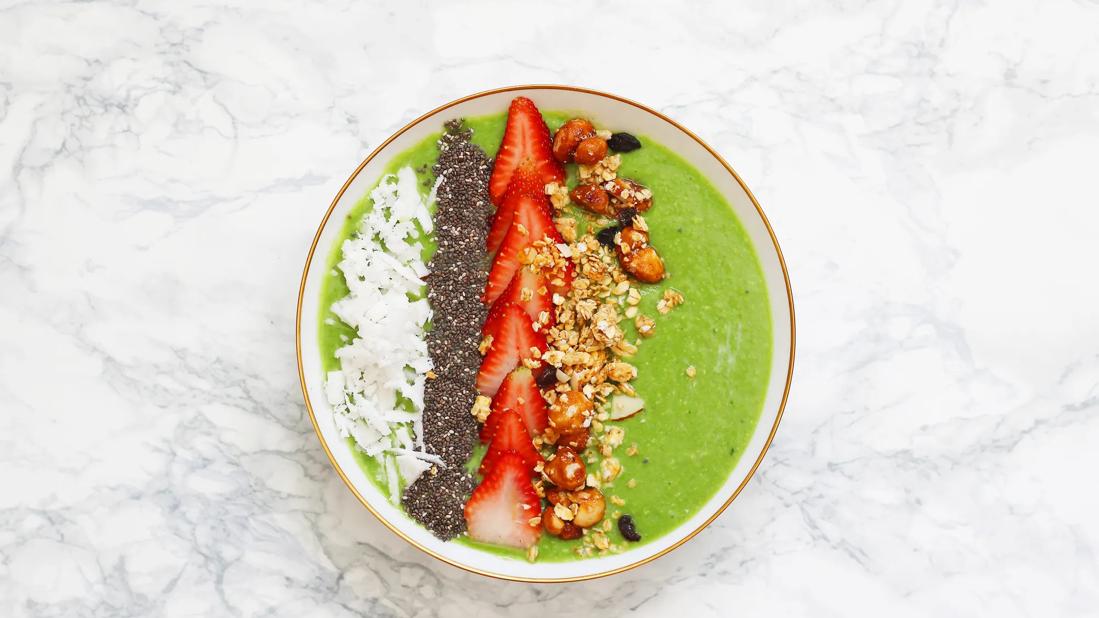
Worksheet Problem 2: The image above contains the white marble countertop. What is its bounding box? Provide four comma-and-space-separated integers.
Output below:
2, 1, 1097, 616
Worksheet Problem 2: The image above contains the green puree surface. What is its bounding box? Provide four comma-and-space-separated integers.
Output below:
318, 111, 772, 562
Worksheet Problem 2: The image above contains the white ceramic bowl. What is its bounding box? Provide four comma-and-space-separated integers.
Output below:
296, 85, 794, 582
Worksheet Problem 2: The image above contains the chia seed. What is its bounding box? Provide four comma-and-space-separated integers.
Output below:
402, 119, 494, 540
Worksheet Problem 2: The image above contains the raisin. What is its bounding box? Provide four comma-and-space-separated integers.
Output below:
596, 225, 620, 248
535, 364, 557, 389
617, 207, 638, 227
618, 514, 642, 542
608, 132, 641, 153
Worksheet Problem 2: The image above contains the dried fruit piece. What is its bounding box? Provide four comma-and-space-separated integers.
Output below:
607, 132, 642, 153
574, 137, 608, 165
534, 364, 558, 390
570, 183, 612, 216
595, 225, 620, 248
542, 446, 586, 490
552, 118, 596, 163
617, 206, 638, 227
617, 514, 642, 541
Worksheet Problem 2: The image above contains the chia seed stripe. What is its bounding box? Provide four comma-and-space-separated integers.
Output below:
402, 119, 494, 540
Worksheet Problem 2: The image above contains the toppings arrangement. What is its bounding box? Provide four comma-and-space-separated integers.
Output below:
457, 97, 680, 559
323, 96, 711, 561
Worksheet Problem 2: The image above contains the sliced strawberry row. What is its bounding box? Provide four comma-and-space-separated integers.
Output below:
488, 96, 565, 206
467, 96, 564, 550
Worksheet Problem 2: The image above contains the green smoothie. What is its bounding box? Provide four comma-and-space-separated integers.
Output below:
318, 111, 771, 562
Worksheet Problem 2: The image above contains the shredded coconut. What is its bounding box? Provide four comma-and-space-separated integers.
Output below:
326, 166, 440, 500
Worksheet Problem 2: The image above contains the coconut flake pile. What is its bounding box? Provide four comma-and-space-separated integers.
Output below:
325, 166, 443, 503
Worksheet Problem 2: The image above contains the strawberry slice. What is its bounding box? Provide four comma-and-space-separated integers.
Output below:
482, 194, 560, 305
487, 163, 547, 253
464, 452, 542, 549
488, 97, 564, 206
481, 367, 549, 442
484, 266, 554, 334
476, 303, 546, 397
479, 406, 505, 444
478, 409, 543, 475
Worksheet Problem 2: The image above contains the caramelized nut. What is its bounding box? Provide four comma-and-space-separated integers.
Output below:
617, 226, 649, 251
542, 505, 566, 536
568, 488, 606, 528
549, 389, 595, 432
621, 247, 665, 283
574, 137, 608, 165
545, 487, 569, 506
606, 178, 653, 211
552, 118, 595, 163
570, 183, 612, 216
558, 428, 590, 450
559, 522, 583, 540
542, 446, 586, 490
615, 226, 665, 283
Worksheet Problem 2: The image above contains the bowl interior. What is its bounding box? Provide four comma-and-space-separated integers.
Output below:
297, 86, 793, 582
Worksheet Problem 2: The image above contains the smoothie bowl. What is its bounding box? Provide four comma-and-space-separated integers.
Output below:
296, 86, 794, 582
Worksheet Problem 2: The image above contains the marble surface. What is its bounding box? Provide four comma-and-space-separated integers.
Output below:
2, 0, 1097, 615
